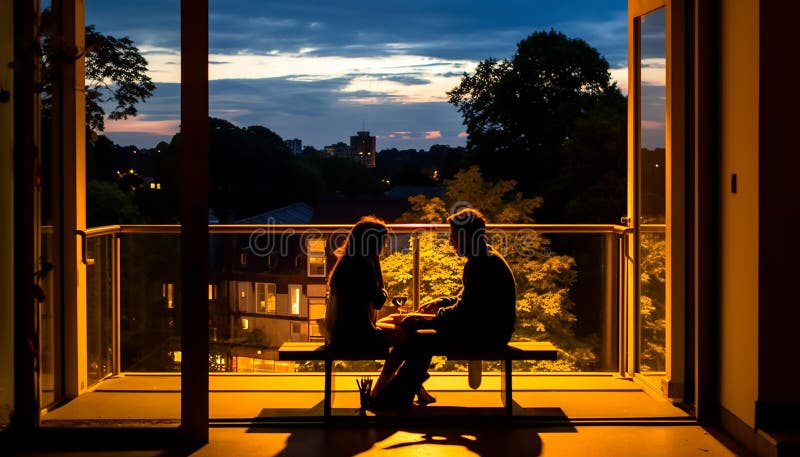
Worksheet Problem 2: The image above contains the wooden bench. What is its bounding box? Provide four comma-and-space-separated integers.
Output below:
278, 340, 558, 419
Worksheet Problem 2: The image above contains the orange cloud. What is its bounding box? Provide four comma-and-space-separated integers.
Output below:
641, 120, 665, 130
457, 131, 468, 138
424, 130, 442, 139
104, 118, 181, 135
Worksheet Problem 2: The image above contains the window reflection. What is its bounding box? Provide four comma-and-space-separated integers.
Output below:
638, 6, 667, 374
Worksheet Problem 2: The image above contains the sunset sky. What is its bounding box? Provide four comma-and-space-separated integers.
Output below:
86, 1, 646, 150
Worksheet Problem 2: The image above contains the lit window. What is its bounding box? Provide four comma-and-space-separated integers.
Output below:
308, 256, 326, 277
241, 318, 249, 330
163, 283, 174, 308
238, 284, 250, 312
208, 284, 217, 300
255, 283, 277, 313
307, 238, 327, 277
156, 183, 161, 190
289, 284, 302, 315
150, 182, 156, 189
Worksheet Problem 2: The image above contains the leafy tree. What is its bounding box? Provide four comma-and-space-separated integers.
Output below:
299, 153, 382, 197
83, 25, 156, 133
448, 30, 626, 223
383, 167, 597, 371
86, 180, 144, 227
639, 233, 666, 372
40, 13, 156, 227
40, 11, 155, 133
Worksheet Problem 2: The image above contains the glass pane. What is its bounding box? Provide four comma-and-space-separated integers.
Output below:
255, 283, 267, 313
120, 233, 181, 373
86, 235, 115, 386
267, 284, 277, 313
39, 229, 58, 408
638, 7, 667, 373
308, 256, 326, 277
289, 285, 302, 316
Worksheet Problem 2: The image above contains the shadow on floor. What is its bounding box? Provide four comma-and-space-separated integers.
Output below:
247, 423, 560, 457
246, 404, 576, 457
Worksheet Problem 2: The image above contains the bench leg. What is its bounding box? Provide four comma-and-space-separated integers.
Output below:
500, 359, 513, 417
324, 359, 333, 419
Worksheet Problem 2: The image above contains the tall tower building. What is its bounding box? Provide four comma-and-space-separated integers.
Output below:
350, 131, 376, 168
284, 138, 302, 155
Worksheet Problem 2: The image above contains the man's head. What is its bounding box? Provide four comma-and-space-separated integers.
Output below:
447, 208, 488, 257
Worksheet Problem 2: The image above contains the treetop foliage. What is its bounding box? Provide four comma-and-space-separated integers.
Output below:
397, 166, 543, 224
84, 25, 156, 132
448, 29, 626, 223
40, 11, 155, 133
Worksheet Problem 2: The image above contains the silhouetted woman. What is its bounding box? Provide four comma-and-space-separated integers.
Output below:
324, 216, 392, 349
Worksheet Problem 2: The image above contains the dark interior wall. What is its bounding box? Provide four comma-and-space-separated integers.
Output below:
757, 0, 800, 421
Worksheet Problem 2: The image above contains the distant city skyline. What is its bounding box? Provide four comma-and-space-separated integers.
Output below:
87, 1, 634, 150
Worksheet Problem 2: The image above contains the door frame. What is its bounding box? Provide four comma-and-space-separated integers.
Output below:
627, 0, 688, 400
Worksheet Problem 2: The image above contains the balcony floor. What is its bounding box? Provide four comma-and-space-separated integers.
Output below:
41, 373, 692, 425
19, 374, 752, 456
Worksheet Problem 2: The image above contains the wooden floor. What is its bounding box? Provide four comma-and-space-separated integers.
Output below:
41, 372, 692, 425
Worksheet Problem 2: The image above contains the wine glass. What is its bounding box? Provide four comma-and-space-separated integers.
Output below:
392, 295, 408, 314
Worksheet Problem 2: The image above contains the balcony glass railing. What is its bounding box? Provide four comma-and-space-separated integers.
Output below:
84, 224, 630, 386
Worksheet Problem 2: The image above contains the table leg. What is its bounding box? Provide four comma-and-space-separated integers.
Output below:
324, 359, 333, 419
500, 359, 513, 417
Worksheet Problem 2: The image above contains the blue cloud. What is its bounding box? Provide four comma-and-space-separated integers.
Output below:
87, 1, 626, 61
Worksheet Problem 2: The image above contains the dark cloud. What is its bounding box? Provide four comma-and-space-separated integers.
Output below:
640, 7, 666, 60
436, 72, 466, 78
375, 75, 431, 86
89, 0, 627, 149
87, 0, 626, 62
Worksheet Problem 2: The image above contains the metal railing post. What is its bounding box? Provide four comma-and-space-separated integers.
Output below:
412, 232, 421, 310
601, 231, 616, 371
113, 233, 121, 375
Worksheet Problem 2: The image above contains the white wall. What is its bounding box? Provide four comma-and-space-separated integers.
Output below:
718, 0, 760, 429
0, 0, 15, 428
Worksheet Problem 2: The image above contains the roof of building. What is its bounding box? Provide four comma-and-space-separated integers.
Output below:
235, 202, 314, 224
